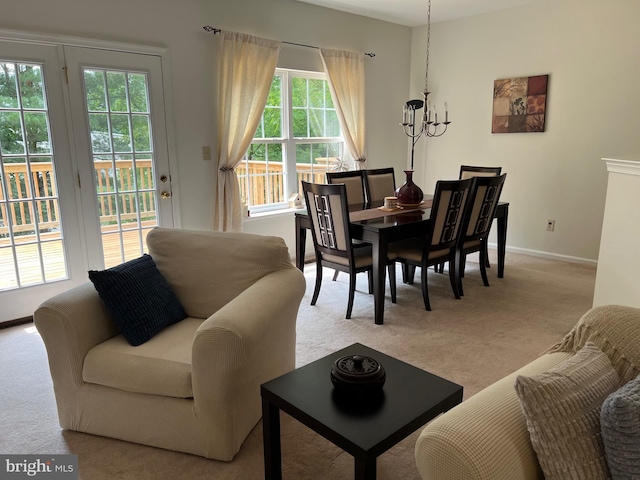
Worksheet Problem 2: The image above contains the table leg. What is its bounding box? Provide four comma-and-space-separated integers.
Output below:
262, 396, 282, 480
371, 234, 388, 325
295, 216, 306, 272
355, 456, 376, 480
497, 209, 508, 278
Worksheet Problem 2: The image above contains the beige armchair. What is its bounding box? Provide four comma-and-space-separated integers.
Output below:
34, 227, 306, 461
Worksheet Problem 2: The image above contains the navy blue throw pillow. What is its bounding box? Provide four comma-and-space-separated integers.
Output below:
89, 254, 187, 346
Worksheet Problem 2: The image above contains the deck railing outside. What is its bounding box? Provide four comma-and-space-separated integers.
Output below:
235, 159, 333, 206
2, 160, 332, 240
0, 162, 60, 238
94, 159, 156, 225
0, 160, 156, 242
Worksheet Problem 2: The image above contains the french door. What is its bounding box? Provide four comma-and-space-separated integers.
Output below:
0, 37, 176, 323
64, 46, 175, 270
0, 41, 85, 322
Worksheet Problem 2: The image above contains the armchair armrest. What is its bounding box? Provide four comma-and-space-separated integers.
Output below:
33, 282, 119, 427
190, 267, 305, 459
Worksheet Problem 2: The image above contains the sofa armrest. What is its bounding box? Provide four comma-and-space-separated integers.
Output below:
415, 352, 573, 480
190, 266, 305, 458
546, 305, 640, 384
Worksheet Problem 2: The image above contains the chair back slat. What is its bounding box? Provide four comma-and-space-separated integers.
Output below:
363, 168, 396, 205
302, 182, 352, 261
326, 171, 366, 207
462, 174, 507, 242
428, 178, 474, 252
459, 165, 502, 180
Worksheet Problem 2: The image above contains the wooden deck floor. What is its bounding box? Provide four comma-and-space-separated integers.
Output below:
0, 227, 152, 291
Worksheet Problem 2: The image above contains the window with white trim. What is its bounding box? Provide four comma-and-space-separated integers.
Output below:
236, 68, 344, 212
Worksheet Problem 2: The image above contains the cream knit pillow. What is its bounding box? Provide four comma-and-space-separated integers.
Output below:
515, 342, 620, 480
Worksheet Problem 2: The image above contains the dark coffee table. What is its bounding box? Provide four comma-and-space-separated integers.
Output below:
261, 343, 463, 480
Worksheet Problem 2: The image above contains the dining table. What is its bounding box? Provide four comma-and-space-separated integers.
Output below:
295, 197, 509, 325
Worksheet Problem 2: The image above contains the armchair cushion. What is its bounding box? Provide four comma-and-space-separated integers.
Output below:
146, 228, 296, 319
88, 254, 187, 346
83, 318, 203, 398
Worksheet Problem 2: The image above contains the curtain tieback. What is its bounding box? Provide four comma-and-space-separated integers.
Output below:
355, 157, 366, 163
219, 166, 234, 172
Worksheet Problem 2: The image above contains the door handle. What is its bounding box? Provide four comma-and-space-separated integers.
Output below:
161, 191, 171, 199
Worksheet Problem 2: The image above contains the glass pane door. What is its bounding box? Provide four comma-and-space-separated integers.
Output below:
0, 41, 85, 322
0, 60, 68, 288
64, 46, 175, 270
83, 68, 158, 267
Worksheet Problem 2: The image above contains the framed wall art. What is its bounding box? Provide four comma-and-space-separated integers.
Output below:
492, 74, 548, 133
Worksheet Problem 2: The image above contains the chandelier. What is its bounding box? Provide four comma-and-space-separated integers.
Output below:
401, 0, 450, 168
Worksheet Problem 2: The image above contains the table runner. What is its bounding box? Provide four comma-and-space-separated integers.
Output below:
349, 199, 433, 222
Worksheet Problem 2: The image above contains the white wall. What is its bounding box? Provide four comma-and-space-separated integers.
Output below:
411, 0, 640, 263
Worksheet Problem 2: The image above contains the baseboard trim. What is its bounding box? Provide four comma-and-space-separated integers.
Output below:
299, 247, 597, 268
488, 243, 597, 266
0, 316, 33, 330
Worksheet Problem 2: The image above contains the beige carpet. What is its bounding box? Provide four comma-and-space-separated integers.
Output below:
0, 250, 596, 479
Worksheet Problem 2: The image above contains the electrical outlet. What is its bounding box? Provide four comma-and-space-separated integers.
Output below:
547, 219, 555, 232
202, 146, 212, 161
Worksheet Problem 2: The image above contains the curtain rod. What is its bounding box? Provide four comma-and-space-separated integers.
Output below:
203, 26, 375, 57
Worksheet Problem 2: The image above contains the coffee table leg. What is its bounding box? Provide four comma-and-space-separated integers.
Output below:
262, 397, 282, 480
355, 455, 376, 480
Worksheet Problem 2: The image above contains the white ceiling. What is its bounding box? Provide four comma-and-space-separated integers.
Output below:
295, 0, 539, 27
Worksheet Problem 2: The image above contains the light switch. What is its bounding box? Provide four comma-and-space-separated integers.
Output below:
202, 146, 212, 161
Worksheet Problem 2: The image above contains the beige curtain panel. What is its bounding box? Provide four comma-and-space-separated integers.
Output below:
214, 31, 281, 231
320, 48, 367, 171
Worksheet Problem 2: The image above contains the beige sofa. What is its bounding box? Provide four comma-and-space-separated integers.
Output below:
34, 228, 306, 461
415, 304, 640, 480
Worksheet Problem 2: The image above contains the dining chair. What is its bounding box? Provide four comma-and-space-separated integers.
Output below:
388, 178, 474, 311
456, 173, 507, 296
459, 165, 502, 180
450, 165, 502, 271
326, 170, 367, 208
363, 168, 396, 206
326, 170, 368, 281
301, 181, 397, 319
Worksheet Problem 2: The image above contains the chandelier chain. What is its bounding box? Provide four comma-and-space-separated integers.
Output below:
424, 0, 431, 94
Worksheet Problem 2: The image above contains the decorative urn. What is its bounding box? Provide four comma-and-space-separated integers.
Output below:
330, 354, 386, 396
395, 170, 424, 207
